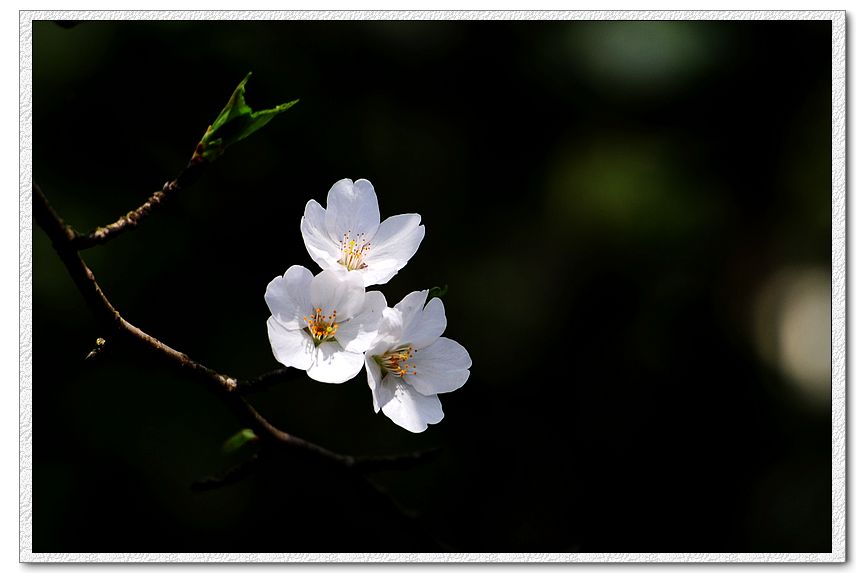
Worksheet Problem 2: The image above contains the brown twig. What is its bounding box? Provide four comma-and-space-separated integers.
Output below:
72, 153, 207, 250
33, 183, 435, 474
235, 367, 300, 395
350, 448, 442, 472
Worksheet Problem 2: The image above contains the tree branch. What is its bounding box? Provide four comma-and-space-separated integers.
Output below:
235, 367, 301, 395
350, 448, 442, 472
72, 153, 207, 250
33, 183, 435, 474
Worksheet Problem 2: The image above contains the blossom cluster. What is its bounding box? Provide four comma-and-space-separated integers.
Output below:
265, 179, 471, 433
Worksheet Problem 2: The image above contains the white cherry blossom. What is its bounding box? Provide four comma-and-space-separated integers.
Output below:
301, 178, 425, 287
363, 290, 471, 433
265, 266, 385, 383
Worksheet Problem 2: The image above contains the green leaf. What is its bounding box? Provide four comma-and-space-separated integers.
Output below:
196, 72, 298, 162
222, 428, 258, 454
429, 285, 449, 299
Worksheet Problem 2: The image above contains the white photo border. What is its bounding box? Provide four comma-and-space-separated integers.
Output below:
19, 9, 846, 563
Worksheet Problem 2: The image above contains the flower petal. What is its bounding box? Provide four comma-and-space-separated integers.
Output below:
392, 289, 429, 333
325, 178, 381, 244
301, 199, 339, 271
308, 269, 366, 320
307, 341, 365, 384
407, 337, 471, 396
402, 296, 446, 349
267, 317, 316, 370
335, 291, 386, 353
365, 355, 392, 413
380, 376, 444, 433
264, 265, 314, 330
361, 215, 425, 286
367, 307, 405, 350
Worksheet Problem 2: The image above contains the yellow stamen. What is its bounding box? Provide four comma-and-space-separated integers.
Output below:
374, 344, 417, 378
338, 230, 371, 271
303, 307, 340, 345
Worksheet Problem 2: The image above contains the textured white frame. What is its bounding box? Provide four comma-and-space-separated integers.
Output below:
19, 9, 846, 563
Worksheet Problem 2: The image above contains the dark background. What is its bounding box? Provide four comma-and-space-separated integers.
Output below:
32, 20, 832, 552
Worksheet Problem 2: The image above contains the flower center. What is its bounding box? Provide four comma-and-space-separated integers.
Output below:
374, 344, 417, 378
338, 231, 370, 271
303, 307, 339, 345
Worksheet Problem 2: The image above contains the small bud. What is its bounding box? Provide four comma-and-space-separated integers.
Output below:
222, 428, 258, 454
429, 285, 449, 299
85, 337, 107, 360
195, 72, 298, 162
